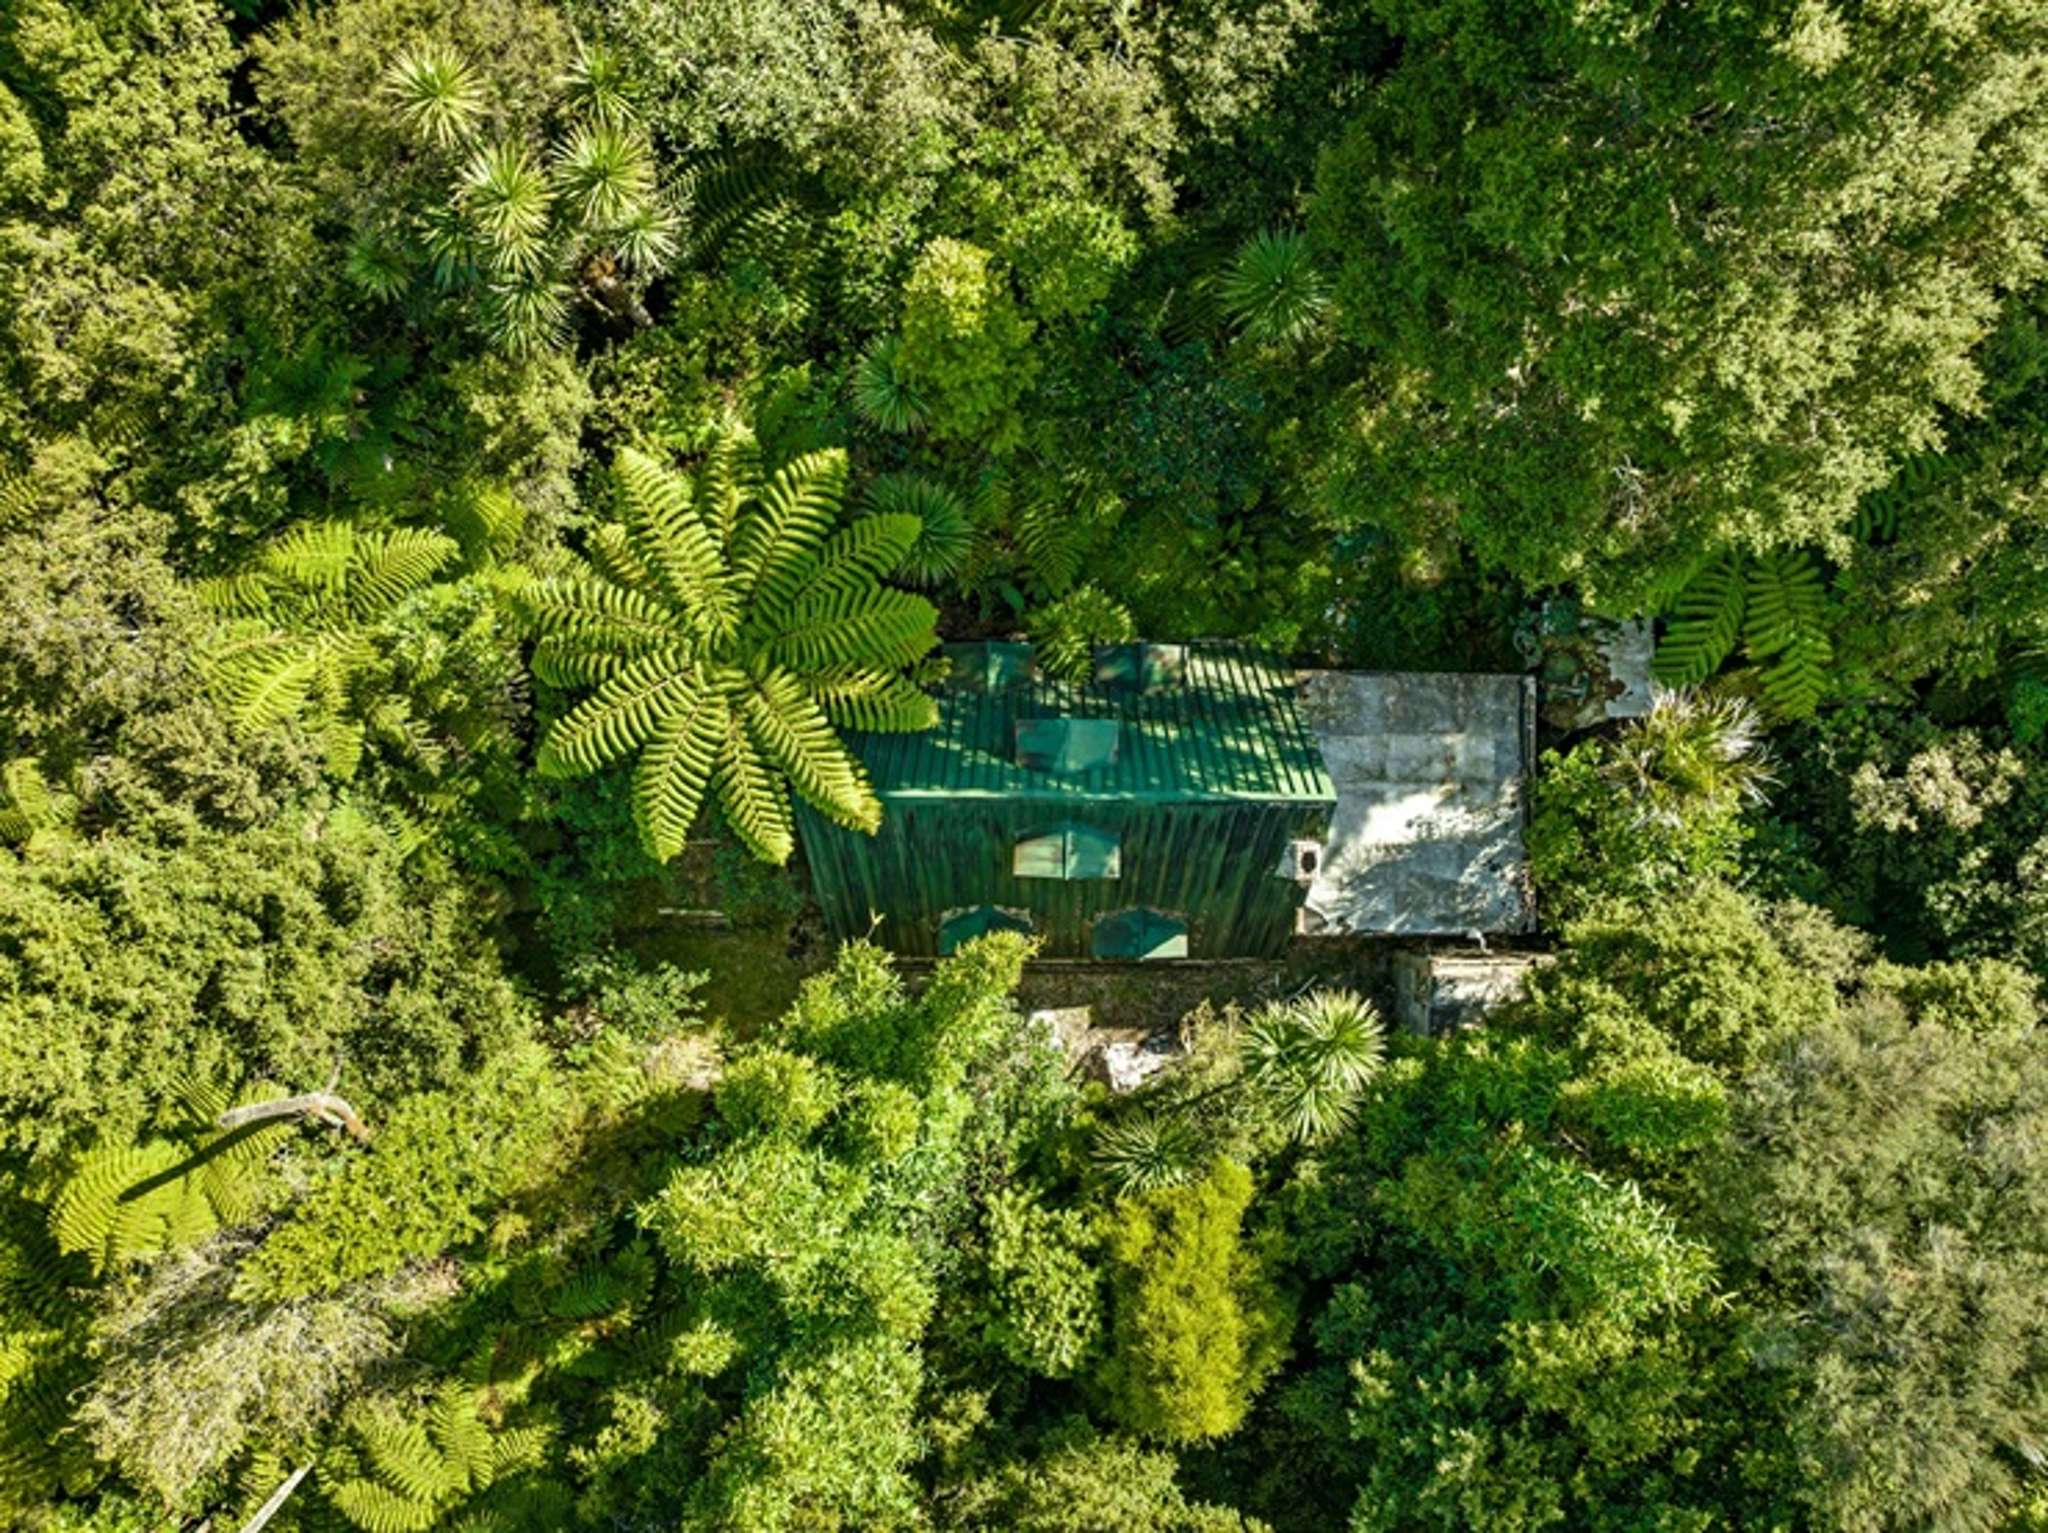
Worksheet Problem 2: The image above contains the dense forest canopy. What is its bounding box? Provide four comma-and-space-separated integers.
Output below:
2, 0, 2046, 1527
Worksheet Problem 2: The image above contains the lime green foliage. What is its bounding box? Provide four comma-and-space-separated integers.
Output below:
897, 238, 1039, 451
524, 426, 940, 863
322, 1383, 553, 1532
631, 935, 1045, 1530
979, 1187, 1102, 1377
1002, 195, 1138, 323
0, 809, 532, 1162
715, 1049, 841, 1139
1097, 1158, 1292, 1443
1530, 691, 1772, 921
1521, 883, 1836, 1080
942, 1423, 1268, 1532
1279, 1040, 1726, 1527
198, 521, 459, 778
239, 1045, 574, 1299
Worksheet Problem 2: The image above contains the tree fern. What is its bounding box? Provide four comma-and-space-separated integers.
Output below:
1015, 501, 1081, 595
526, 428, 937, 863
197, 521, 458, 777
1651, 548, 1836, 717
443, 482, 527, 560
0, 1329, 94, 1514
47, 1120, 284, 1275
325, 1384, 548, 1533
1650, 550, 1747, 689
1743, 550, 1833, 718
1027, 585, 1137, 683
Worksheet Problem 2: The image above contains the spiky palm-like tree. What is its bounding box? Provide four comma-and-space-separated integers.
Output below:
1242, 989, 1386, 1143
524, 431, 941, 864
860, 473, 971, 588
1091, 1111, 1204, 1196
366, 41, 676, 355
1609, 689, 1774, 829
198, 522, 459, 778
1218, 228, 1329, 345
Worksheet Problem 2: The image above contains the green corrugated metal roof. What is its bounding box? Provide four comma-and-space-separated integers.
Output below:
854, 643, 1335, 804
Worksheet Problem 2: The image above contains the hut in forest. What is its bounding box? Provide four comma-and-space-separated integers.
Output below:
797, 642, 1336, 959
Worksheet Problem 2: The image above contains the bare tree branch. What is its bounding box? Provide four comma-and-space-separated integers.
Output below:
217, 1093, 372, 1144
237, 1463, 309, 1533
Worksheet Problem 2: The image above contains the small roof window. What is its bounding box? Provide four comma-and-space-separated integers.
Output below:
1091, 908, 1189, 961
1013, 823, 1121, 880
1093, 643, 1186, 694
1015, 718, 1121, 774
943, 642, 1034, 693
937, 905, 1035, 955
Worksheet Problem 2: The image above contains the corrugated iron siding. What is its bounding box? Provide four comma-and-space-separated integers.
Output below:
800, 799, 1331, 958
799, 645, 1337, 957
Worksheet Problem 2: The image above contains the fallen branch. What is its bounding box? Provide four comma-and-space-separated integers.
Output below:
236, 1463, 310, 1533
217, 1092, 372, 1144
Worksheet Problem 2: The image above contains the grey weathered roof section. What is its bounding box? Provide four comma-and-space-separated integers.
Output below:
1297, 671, 1536, 936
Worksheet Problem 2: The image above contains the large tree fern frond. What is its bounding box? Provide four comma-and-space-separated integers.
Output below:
537, 649, 700, 778
694, 424, 765, 544
519, 576, 678, 665
202, 634, 321, 733
1742, 550, 1832, 718
732, 448, 849, 609
263, 520, 358, 601
758, 512, 924, 632
614, 448, 736, 638
1651, 550, 1746, 689
771, 587, 938, 674
530, 634, 624, 689
714, 711, 797, 864
1014, 492, 1087, 596
586, 522, 657, 594
741, 674, 880, 834
346, 529, 461, 622
195, 571, 280, 619
808, 667, 940, 734
631, 680, 727, 860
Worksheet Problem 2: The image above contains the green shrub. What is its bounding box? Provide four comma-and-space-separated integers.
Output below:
897, 238, 1038, 451
238, 1045, 574, 1299
1096, 1158, 1291, 1442
980, 1187, 1101, 1378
